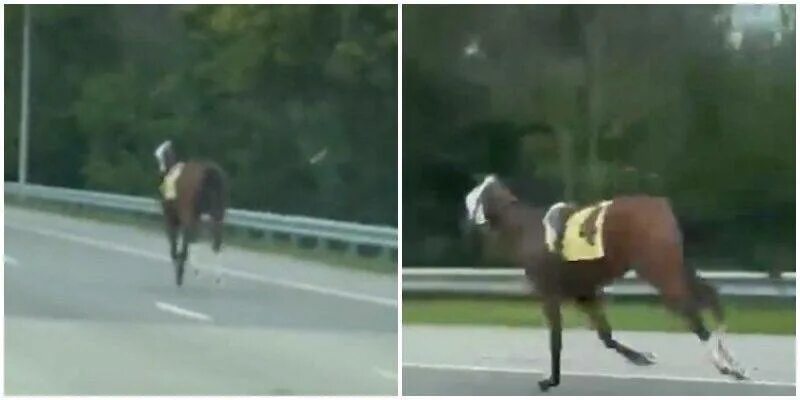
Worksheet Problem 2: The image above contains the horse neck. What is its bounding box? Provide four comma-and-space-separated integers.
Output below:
490, 201, 546, 239
489, 201, 522, 230
165, 158, 182, 172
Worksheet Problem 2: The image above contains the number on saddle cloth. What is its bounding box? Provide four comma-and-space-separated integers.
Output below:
543, 202, 576, 253
578, 206, 604, 246
543, 200, 613, 262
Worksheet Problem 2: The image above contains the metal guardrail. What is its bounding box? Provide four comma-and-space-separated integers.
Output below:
403, 267, 796, 297
5, 182, 397, 257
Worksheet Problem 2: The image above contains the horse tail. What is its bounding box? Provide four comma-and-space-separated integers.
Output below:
198, 163, 227, 253
200, 163, 227, 221
663, 198, 725, 325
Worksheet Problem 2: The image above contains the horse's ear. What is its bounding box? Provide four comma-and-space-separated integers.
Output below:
155, 140, 171, 152
471, 173, 499, 184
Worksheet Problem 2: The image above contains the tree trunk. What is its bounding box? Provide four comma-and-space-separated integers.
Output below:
581, 10, 605, 199
556, 126, 575, 201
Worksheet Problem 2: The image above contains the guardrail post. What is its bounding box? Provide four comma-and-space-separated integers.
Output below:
17, 183, 27, 201
289, 233, 301, 249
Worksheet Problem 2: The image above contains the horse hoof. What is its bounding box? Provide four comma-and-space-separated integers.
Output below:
725, 366, 749, 381
631, 352, 657, 366
537, 381, 550, 392
538, 378, 558, 392
731, 370, 749, 381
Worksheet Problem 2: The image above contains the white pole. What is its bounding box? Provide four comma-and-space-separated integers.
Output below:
18, 5, 31, 185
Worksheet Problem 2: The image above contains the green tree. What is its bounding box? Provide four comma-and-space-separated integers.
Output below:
5, 5, 397, 225
403, 5, 794, 268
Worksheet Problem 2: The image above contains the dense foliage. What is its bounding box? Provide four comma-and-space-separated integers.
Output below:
403, 5, 795, 271
5, 5, 397, 225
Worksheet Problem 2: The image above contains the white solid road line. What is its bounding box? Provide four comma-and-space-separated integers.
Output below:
212, 266, 397, 307
7, 224, 165, 261
4, 255, 20, 266
402, 362, 796, 387
5, 223, 396, 307
155, 301, 213, 322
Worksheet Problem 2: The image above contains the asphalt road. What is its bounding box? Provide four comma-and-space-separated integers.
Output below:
4, 205, 398, 395
403, 325, 796, 396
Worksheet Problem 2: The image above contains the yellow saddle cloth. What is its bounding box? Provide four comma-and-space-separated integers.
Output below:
547, 200, 613, 261
160, 163, 184, 200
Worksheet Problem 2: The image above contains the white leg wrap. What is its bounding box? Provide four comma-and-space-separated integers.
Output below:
708, 325, 749, 380
707, 331, 728, 372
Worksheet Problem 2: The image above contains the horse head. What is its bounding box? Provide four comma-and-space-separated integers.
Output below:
464, 174, 519, 228
154, 140, 177, 174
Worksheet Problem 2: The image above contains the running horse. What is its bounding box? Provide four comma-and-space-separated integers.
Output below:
154, 140, 228, 286
463, 174, 748, 391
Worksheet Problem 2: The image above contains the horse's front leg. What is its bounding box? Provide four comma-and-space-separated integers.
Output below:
162, 209, 180, 264
166, 222, 179, 264
538, 297, 562, 391
174, 224, 194, 287
179, 224, 195, 264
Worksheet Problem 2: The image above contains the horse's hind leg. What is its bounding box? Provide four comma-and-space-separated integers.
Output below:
205, 217, 224, 285
662, 289, 748, 380
210, 218, 223, 253
575, 296, 656, 366
632, 243, 748, 380
692, 279, 748, 380
693, 278, 743, 370
694, 278, 724, 323
173, 230, 186, 286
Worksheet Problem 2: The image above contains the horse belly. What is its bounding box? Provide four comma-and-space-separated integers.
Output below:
559, 259, 619, 294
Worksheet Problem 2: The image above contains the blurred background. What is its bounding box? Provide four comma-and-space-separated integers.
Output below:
403, 4, 795, 273
5, 4, 397, 226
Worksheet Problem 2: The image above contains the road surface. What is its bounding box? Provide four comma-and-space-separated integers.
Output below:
403, 325, 795, 396
4, 205, 397, 395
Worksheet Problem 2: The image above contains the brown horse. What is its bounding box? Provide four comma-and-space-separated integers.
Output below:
154, 140, 228, 286
464, 174, 748, 391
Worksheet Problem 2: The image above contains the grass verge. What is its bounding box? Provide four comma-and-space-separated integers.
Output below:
403, 296, 795, 335
6, 196, 396, 274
